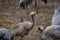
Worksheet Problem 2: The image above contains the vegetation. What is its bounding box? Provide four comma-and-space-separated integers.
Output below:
0, 0, 58, 40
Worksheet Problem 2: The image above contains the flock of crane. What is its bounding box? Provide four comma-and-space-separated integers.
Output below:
0, 0, 60, 40
38, 1, 60, 40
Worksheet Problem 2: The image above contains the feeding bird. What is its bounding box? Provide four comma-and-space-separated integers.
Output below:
19, 0, 47, 9
38, 25, 60, 40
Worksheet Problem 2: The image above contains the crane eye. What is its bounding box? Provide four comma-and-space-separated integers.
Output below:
38, 27, 43, 32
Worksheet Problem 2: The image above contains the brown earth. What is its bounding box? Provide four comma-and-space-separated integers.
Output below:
0, 0, 60, 40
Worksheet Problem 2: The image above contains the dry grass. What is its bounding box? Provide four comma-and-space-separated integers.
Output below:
0, 0, 56, 40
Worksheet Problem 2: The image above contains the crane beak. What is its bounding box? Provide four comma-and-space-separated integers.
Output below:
35, 14, 40, 18
36, 30, 39, 33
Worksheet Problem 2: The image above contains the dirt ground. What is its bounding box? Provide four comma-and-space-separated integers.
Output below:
0, 0, 60, 40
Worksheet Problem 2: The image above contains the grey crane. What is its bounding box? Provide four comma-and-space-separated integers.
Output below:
19, 0, 47, 21
52, 0, 60, 25
11, 11, 38, 40
38, 25, 60, 40
19, 0, 47, 9
0, 28, 11, 40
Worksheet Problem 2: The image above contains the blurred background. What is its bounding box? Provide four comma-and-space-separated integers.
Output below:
0, 0, 59, 40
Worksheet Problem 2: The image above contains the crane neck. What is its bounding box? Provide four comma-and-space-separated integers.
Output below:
31, 15, 35, 25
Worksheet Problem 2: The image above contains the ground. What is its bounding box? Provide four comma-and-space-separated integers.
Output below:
0, 0, 60, 40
